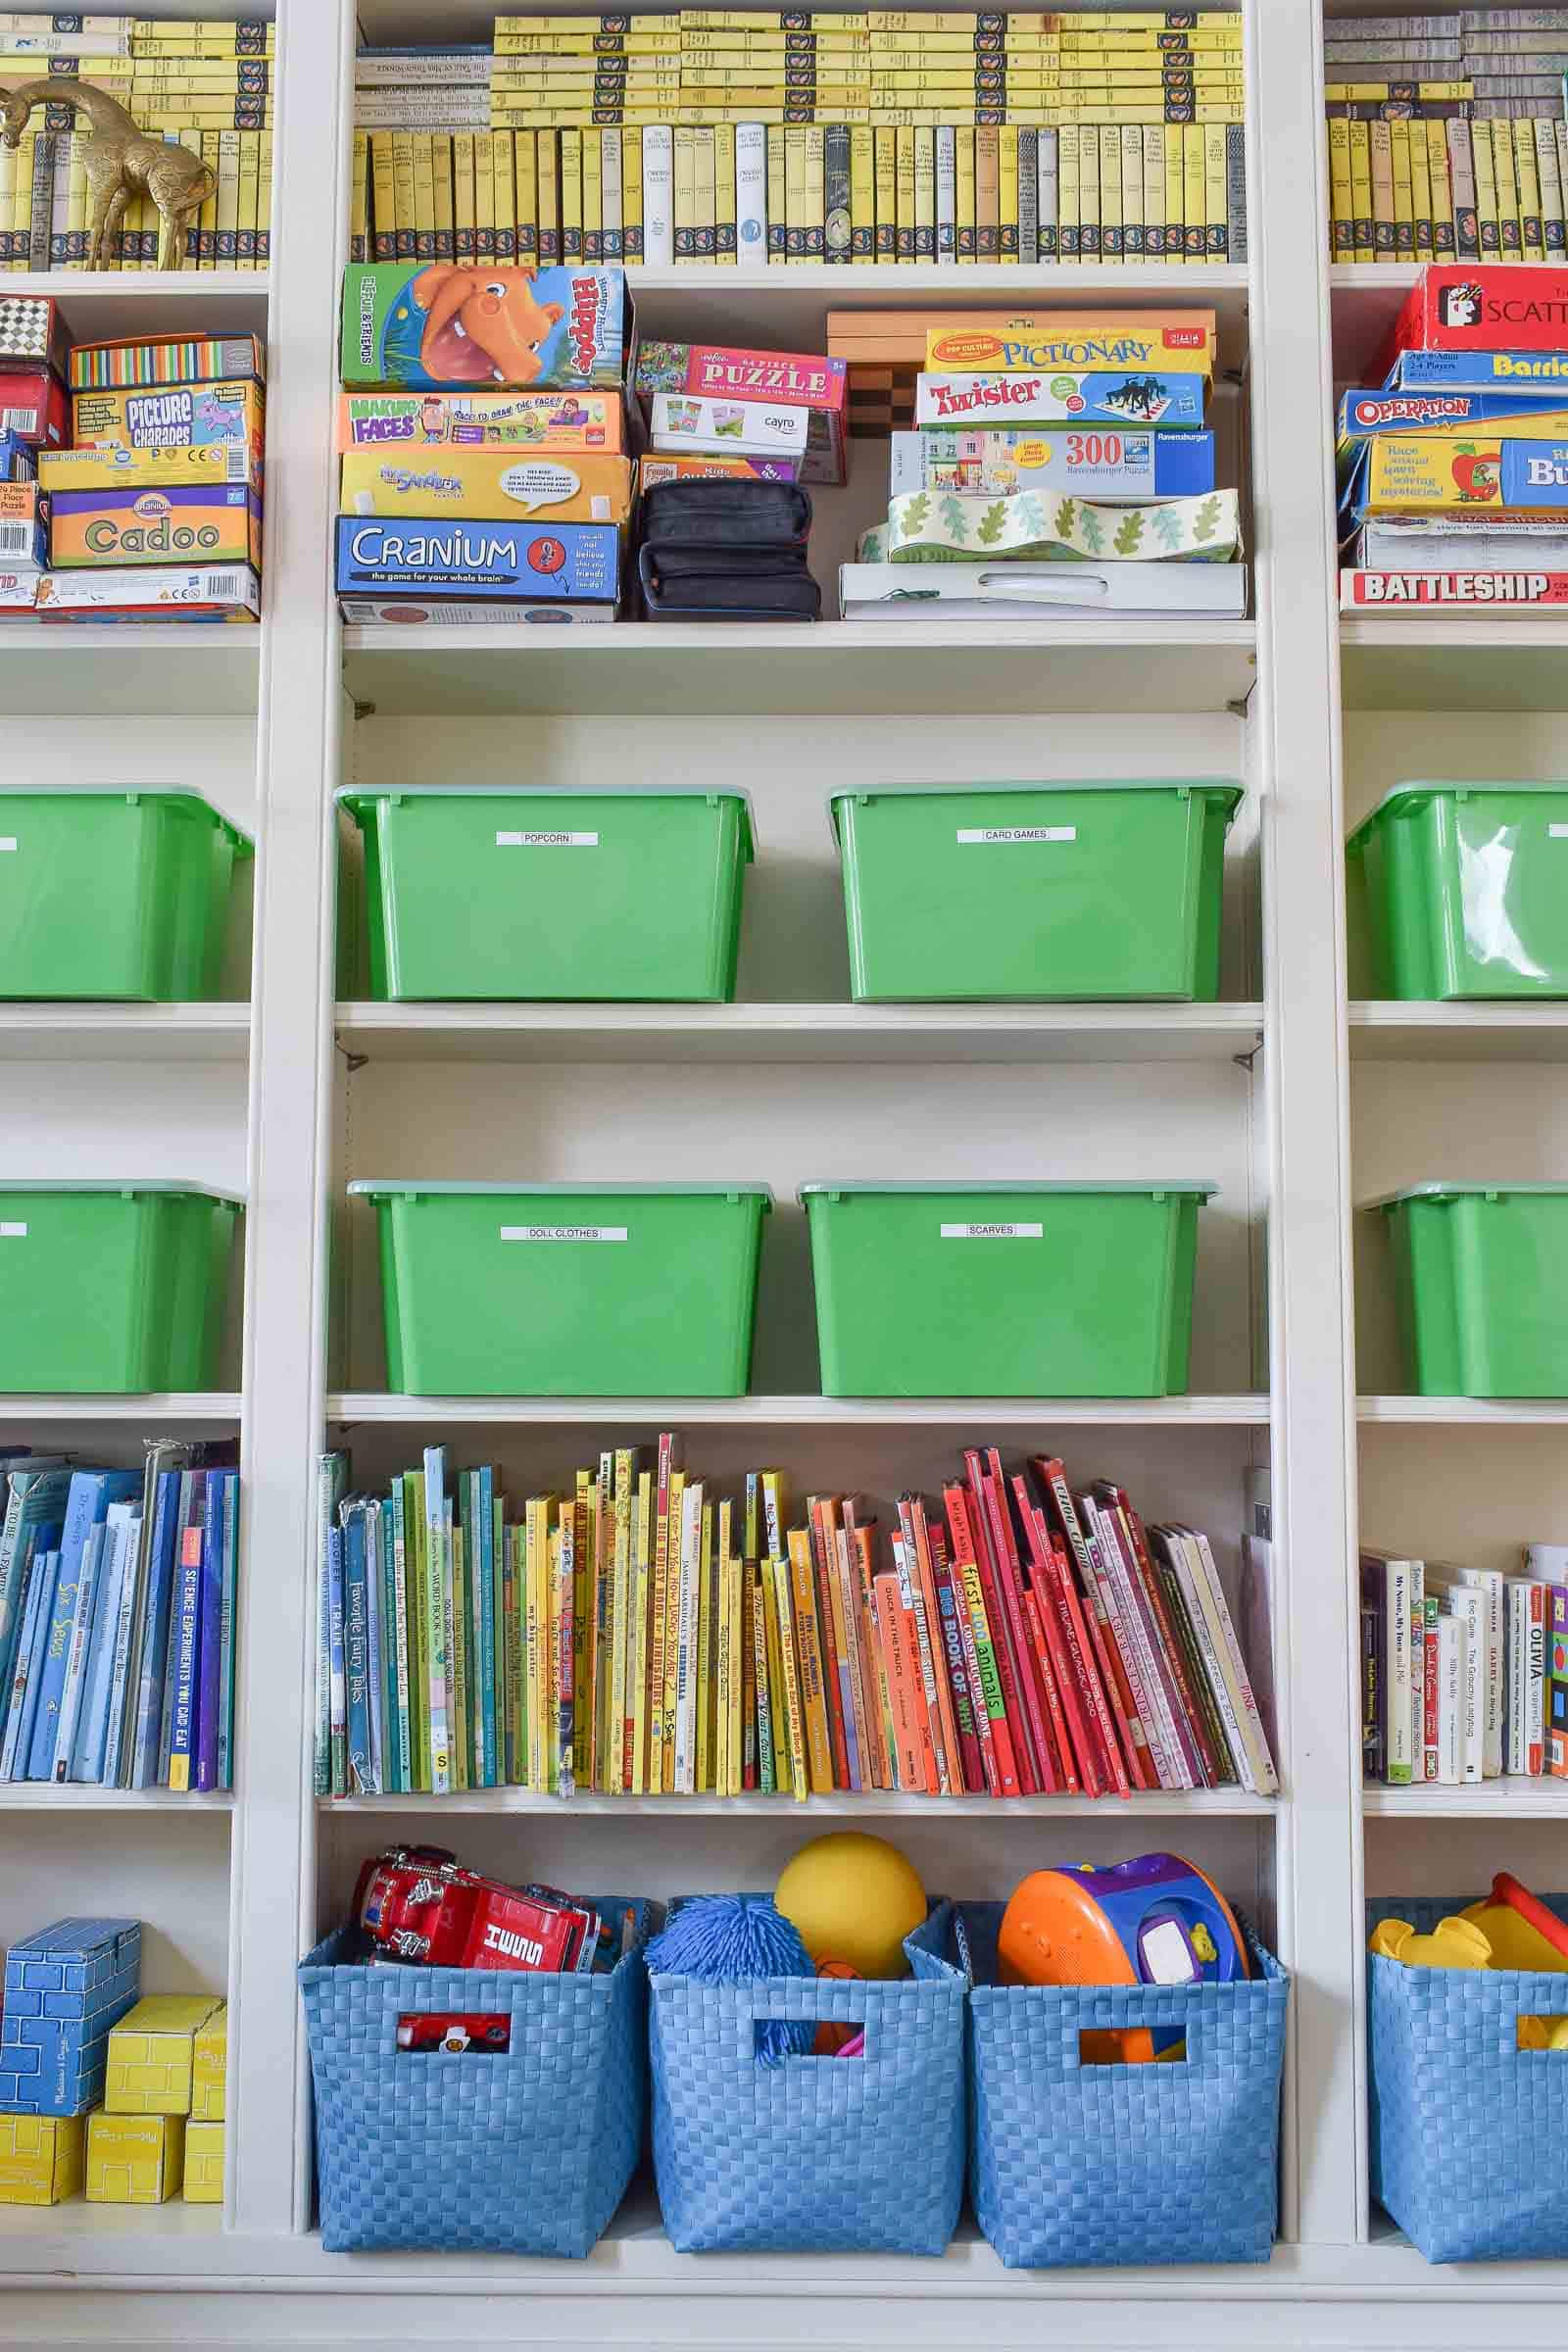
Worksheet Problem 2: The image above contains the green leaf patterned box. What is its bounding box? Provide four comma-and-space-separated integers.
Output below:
884, 487, 1242, 564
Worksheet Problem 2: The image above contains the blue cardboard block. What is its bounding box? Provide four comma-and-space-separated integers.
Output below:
334, 514, 619, 609
2, 1920, 140, 2116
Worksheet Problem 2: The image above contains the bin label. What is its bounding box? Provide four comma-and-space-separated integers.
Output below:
956, 826, 1076, 844
1551, 825, 1568, 838
941, 1222, 1043, 1239
495, 830, 599, 847
500, 1224, 627, 1242
0, 839, 15, 852
0, 1223, 25, 1237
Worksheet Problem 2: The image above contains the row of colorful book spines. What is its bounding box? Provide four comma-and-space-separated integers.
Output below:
0, 129, 271, 271
351, 120, 1244, 267
1328, 113, 1568, 264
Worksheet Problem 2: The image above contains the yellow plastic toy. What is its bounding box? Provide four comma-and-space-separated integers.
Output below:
774, 1832, 927, 1982
1368, 1917, 1494, 1971
1461, 1876, 1568, 1974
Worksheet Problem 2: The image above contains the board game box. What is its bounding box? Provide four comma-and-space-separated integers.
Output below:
49, 481, 263, 570
337, 597, 612, 625
635, 339, 847, 483
915, 368, 1207, 431
648, 391, 808, 460
1342, 569, 1568, 612
1381, 349, 1568, 393
72, 380, 266, 467
0, 295, 69, 380
1384, 267, 1568, 368
340, 265, 631, 392
40, 444, 258, 494
1353, 429, 1568, 518
34, 565, 261, 621
0, 368, 69, 450
336, 389, 625, 454
339, 447, 633, 528
0, 482, 48, 570
335, 514, 619, 612
924, 318, 1216, 379
891, 426, 1215, 502
639, 453, 800, 486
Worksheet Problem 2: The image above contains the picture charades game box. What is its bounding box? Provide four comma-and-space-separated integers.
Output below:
341, 264, 632, 394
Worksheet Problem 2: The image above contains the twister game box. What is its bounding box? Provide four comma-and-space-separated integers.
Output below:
340, 265, 631, 393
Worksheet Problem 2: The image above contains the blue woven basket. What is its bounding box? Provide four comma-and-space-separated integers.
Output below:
1368, 1890, 1568, 2263
648, 1896, 965, 2254
298, 1899, 656, 2256
908, 1901, 1289, 2269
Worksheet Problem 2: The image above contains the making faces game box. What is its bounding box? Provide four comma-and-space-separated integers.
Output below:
340, 265, 630, 394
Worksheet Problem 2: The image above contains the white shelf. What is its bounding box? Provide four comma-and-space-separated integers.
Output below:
342, 620, 1259, 719
335, 1002, 1265, 1067
1341, 618, 1568, 713
321, 1787, 1276, 1817
1357, 1397, 1568, 1426
328, 1393, 1269, 1427
0, 1785, 233, 1812
1348, 1004, 1568, 1062
0, 627, 262, 718
0, 1394, 242, 1425
1364, 1785, 1568, 1818
3, 270, 270, 337
0, 1005, 250, 1064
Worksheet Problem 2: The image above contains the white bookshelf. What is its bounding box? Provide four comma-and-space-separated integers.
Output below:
10, 0, 1564, 2341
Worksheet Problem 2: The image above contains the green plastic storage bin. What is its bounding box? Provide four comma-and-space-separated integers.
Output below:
339, 788, 755, 1003
830, 781, 1243, 1002
0, 1182, 241, 1394
351, 1181, 772, 1396
800, 1181, 1216, 1398
0, 788, 251, 1002
1348, 781, 1568, 1000
1373, 1182, 1568, 1397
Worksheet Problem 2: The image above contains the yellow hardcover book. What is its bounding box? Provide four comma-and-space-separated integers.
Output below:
1075, 115, 1099, 260
765, 122, 787, 261
1408, 111, 1433, 264
976, 122, 1001, 258
694, 122, 717, 261
662, 1466, 684, 1788
1327, 116, 1352, 263
580, 121, 603, 261
772, 1556, 808, 1803
536, 128, 560, 263
1516, 117, 1544, 263
787, 1528, 835, 1795
714, 122, 736, 261
7, 131, 30, 273
390, 130, 416, 263
696, 1496, 713, 1791
172, 129, 202, 267
1492, 117, 1520, 261
495, 125, 517, 264
955, 122, 976, 261
728, 1545, 744, 1795
1428, 116, 1455, 261
1202, 119, 1226, 261
509, 131, 536, 265
257, 127, 272, 269
572, 1470, 593, 1786
62, 131, 85, 271
472, 128, 496, 263
850, 122, 874, 261
1120, 121, 1144, 259
674, 122, 698, 258
1181, 120, 1204, 263
428, 134, 453, 262
350, 128, 369, 267
451, 130, 474, 267
368, 130, 395, 263
1537, 115, 1565, 263
0, 131, 14, 272
804, 121, 825, 262
784, 122, 807, 261
1160, 110, 1183, 261
1142, 123, 1165, 258
215, 126, 241, 268
407, 131, 433, 267
609, 1448, 633, 1794
560, 124, 584, 261
523, 1496, 544, 1792
630, 1470, 652, 1793
1098, 121, 1121, 262
714, 1499, 732, 1796
1470, 116, 1499, 258
761, 1544, 789, 1770
873, 122, 896, 258
893, 122, 915, 261
998, 122, 1017, 260
1389, 117, 1414, 263
621, 123, 643, 259
648, 1451, 672, 1793
234, 128, 259, 270
1057, 119, 1080, 259
1348, 118, 1373, 263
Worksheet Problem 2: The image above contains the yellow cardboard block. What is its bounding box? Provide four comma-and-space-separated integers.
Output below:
105, 1993, 224, 2117
0, 2113, 84, 2207
86, 2110, 184, 2204
182, 2120, 224, 2204
190, 2004, 227, 2123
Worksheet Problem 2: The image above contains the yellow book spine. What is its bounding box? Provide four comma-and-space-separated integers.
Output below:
772, 1558, 809, 1804
712, 121, 735, 261
694, 123, 716, 261
560, 125, 583, 261
954, 122, 976, 261
997, 122, 1017, 260
1473, 116, 1501, 259
1327, 116, 1351, 262
1121, 121, 1144, 259
630, 1472, 652, 1794
788, 1530, 834, 1795
1202, 119, 1225, 260
571, 1470, 593, 1788
974, 121, 999, 257
1057, 120, 1080, 259
1367, 119, 1395, 260
714, 1502, 732, 1797
238, 127, 262, 270
1097, 121, 1121, 262
784, 122, 807, 262
536, 129, 560, 262
1537, 115, 1565, 262
472, 128, 495, 263
11, 131, 32, 273
621, 123, 643, 259
411, 131, 435, 266
1516, 117, 1544, 263
1428, 117, 1455, 261
873, 123, 896, 258
1493, 119, 1521, 260
762, 1549, 789, 1772
1348, 119, 1373, 263
608, 1451, 632, 1795
662, 1469, 684, 1792
580, 122, 602, 261
453, 130, 475, 267
493, 122, 516, 263
368, 131, 394, 262
1068, 115, 1093, 256
696, 1497, 713, 1792
850, 122, 874, 260
1158, 112, 1181, 261
216, 127, 241, 268
256, 127, 272, 269
648, 1463, 671, 1794
728, 1547, 744, 1794
524, 1496, 546, 1793
803, 122, 824, 261
765, 122, 787, 261
1389, 117, 1413, 263
1182, 118, 1205, 263
429, 134, 454, 262
1407, 111, 1433, 264
60, 131, 84, 270
349, 129, 368, 267
892, 122, 914, 262
0, 132, 14, 271
674, 122, 697, 259
390, 130, 416, 263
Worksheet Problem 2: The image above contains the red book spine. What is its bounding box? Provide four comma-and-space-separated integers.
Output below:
959, 1455, 1039, 1794
1035, 1457, 1152, 1791
1105, 1488, 1213, 1788
980, 1454, 1057, 1800
1050, 1529, 1130, 1799
1010, 1473, 1105, 1796
929, 1532, 987, 1793
1423, 1617, 1440, 1782
808, 1497, 851, 1790
741, 1563, 759, 1789
1020, 1584, 1073, 1793
907, 1495, 960, 1796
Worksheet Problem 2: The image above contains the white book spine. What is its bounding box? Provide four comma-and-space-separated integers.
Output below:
1479, 1571, 1503, 1776
1437, 1613, 1465, 1784
1087, 1500, 1188, 1789
736, 122, 766, 261
1038, 124, 1058, 258
1162, 1531, 1250, 1788
601, 126, 623, 260
1447, 1589, 1486, 1783
1386, 1557, 1413, 1783
99, 1511, 144, 1789
1193, 1529, 1279, 1795
936, 123, 956, 262
643, 122, 673, 265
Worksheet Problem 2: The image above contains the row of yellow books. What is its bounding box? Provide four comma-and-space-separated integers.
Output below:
0, 127, 271, 270
1328, 114, 1568, 266
350, 117, 1244, 264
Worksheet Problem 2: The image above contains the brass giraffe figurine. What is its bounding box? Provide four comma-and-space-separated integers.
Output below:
0, 79, 217, 270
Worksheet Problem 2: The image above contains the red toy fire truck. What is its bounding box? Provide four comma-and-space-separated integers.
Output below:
354, 1846, 602, 1975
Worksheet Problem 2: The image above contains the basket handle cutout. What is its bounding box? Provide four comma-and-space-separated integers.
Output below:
753, 2022, 868, 2063
1077, 2028, 1189, 2068
395, 2012, 511, 2055
1516, 2013, 1568, 2052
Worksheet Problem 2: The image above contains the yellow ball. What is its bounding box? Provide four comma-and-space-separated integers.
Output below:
775, 1833, 926, 1982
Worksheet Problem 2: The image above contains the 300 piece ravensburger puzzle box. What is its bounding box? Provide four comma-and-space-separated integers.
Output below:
335, 515, 619, 618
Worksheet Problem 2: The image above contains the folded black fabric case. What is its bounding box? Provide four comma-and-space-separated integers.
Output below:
638, 478, 821, 621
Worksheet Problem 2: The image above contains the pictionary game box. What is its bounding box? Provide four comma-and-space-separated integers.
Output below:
340, 265, 631, 393
335, 514, 619, 616
924, 318, 1216, 380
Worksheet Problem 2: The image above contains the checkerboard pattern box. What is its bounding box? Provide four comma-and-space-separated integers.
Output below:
86, 2109, 184, 2204
0, 1919, 141, 2119
0, 2113, 84, 2206
105, 1994, 223, 2117
182, 2118, 223, 2203
191, 2005, 226, 2123
0, 297, 69, 379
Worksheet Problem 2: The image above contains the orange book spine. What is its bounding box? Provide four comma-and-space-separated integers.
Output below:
858, 1525, 897, 1784
873, 1573, 923, 1791
788, 1528, 836, 1794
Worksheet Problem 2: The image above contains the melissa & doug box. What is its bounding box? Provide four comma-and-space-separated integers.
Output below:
0, 1918, 141, 2117
335, 514, 619, 617
339, 446, 633, 529
340, 264, 630, 393
915, 368, 1208, 431
636, 339, 847, 483
336, 389, 625, 454
0, 2114, 84, 2208
49, 479, 263, 570
72, 378, 266, 468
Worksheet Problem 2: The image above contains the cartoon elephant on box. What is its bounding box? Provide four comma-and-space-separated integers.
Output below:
410, 266, 567, 387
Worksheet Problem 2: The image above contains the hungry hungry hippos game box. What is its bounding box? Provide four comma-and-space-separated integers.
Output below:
340, 264, 630, 393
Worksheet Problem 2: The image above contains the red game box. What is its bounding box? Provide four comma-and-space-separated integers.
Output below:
635, 338, 848, 485
1385, 268, 1568, 368
0, 368, 69, 451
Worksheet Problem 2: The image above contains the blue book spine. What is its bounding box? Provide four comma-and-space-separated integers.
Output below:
167, 1476, 205, 1793
89, 1509, 140, 1787
217, 1472, 238, 1793
52, 1522, 106, 1781
364, 1499, 384, 1795
131, 1471, 180, 1788
0, 1537, 57, 1780
379, 1502, 400, 1794
195, 1476, 223, 1792
27, 1471, 101, 1780
479, 1465, 498, 1789
326, 1525, 346, 1797
345, 1506, 371, 1794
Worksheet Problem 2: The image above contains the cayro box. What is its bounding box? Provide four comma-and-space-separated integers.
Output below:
924, 317, 1215, 379
337, 389, 625, 454
339, 445, 633, 528
49, 481, 263, 570
72, 378, 266, 467
340, 264, 630, 392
